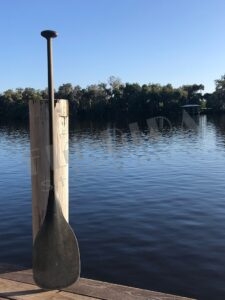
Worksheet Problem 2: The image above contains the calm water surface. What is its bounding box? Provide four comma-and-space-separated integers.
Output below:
1, 115, 225, 299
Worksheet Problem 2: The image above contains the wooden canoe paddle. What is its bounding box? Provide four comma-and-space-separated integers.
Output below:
32, 30, 80, 289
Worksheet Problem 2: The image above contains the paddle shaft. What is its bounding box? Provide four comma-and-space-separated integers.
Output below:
41, 30, 58, 189
47, 37, 54, 189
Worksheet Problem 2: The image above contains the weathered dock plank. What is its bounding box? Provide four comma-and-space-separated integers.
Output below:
0, 278, 98, 300
0, 264, 196, 300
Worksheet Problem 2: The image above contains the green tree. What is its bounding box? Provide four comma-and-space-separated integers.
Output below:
22, 88, 42, 101
181, 84, 204, 104
206, 74, 225, 111
57, 83, 74, 100
215, 74, 225, 92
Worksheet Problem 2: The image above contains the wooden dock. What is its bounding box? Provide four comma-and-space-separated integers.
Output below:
0, 264, 195, 300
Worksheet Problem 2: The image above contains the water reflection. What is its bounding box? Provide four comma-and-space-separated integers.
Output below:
1, 115, 225, 299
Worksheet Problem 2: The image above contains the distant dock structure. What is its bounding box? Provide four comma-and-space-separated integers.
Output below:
181, 104, 200, 115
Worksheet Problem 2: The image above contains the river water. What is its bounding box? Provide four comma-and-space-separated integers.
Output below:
1, 114, 225, 299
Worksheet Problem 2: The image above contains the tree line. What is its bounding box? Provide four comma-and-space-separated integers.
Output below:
1, 75, 225, 122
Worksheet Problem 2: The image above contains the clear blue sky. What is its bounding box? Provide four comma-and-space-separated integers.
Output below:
1, 0, 225, 93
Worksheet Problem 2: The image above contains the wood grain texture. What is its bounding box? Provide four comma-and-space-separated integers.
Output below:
0, 266, 196, 300
29, 99, 69, 241
0, 278, 98, 300
65, 278, 194, 300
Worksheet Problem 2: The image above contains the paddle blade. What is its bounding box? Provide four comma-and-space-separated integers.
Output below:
33, 191, 80, 289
